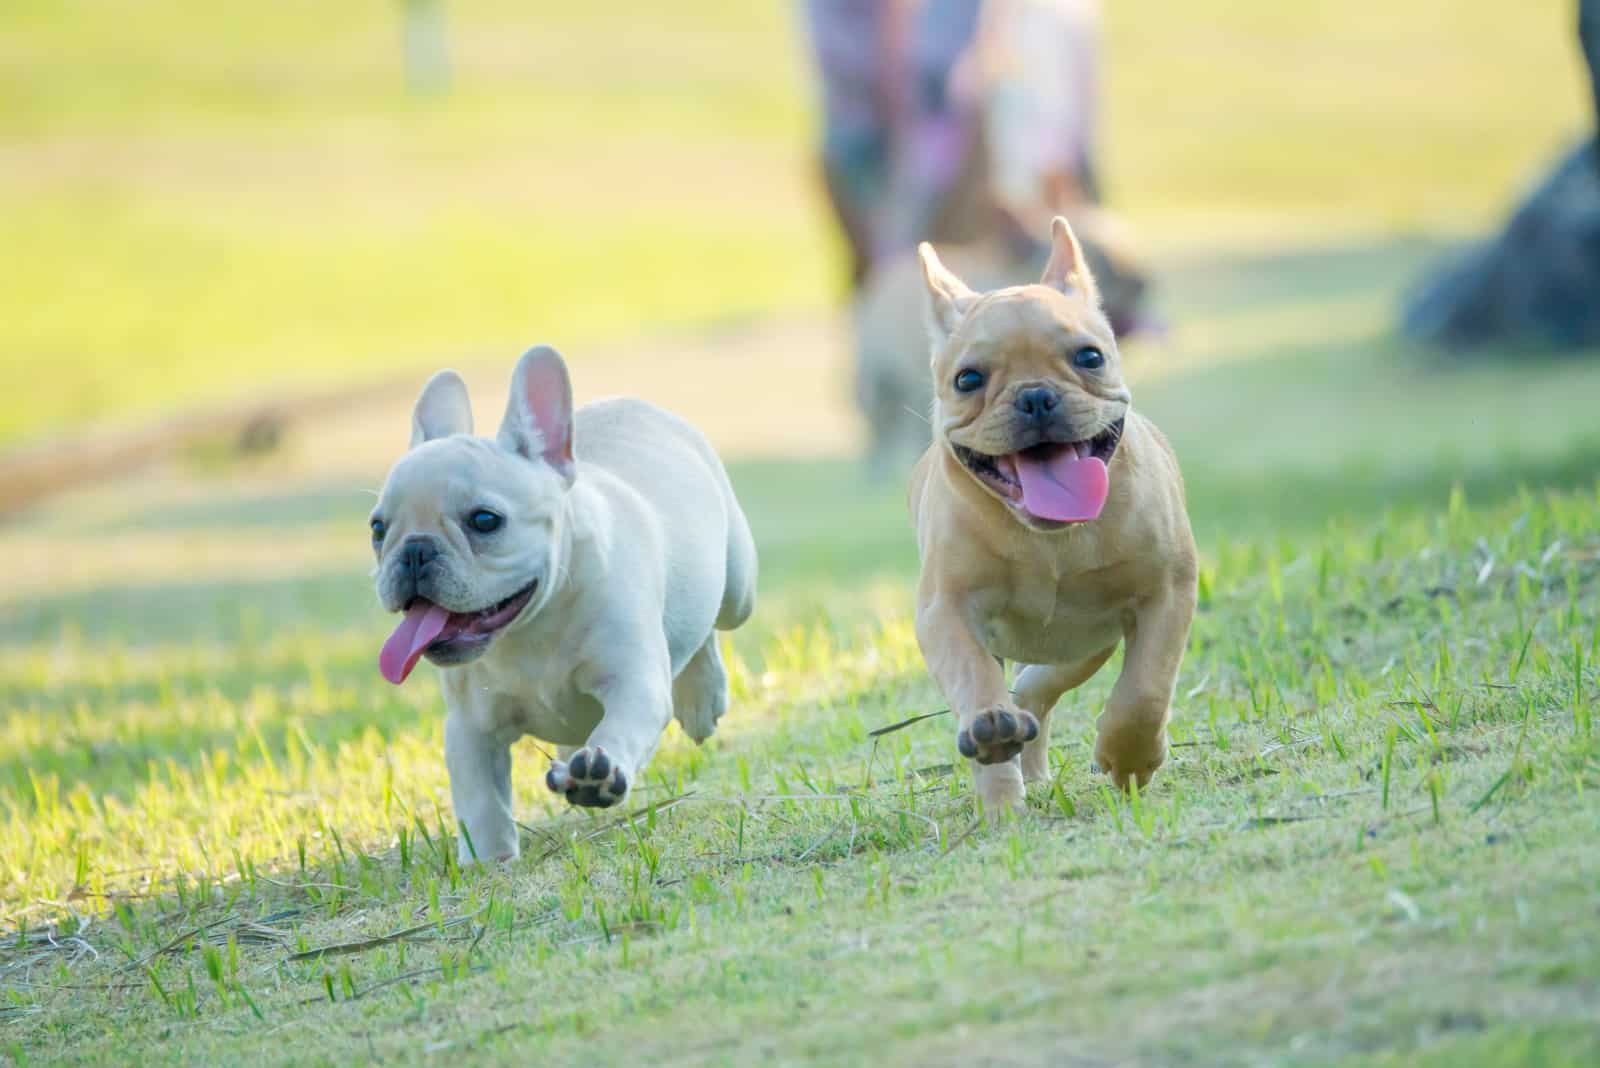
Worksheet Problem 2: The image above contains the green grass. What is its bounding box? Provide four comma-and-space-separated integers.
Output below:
3, 471, 1597, 1065
0, 0, 1589, 444
5, 228, 1600, 1062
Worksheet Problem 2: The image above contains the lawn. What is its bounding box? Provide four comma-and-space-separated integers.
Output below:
4, 233, 1600, 1062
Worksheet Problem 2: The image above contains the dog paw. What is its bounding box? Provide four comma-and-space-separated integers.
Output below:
1093, 729, 1166, 791
956, 706, 1039, 765
545, 747, 629, 808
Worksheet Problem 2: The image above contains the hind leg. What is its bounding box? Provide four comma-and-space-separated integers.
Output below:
680, 481, 755, 742
672, 635, 729, 744
717, 494, 758, 632
1014, 648, 1116, 783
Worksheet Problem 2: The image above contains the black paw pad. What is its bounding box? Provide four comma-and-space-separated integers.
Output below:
546, 747, 629, 808
957, 707, 1040, 765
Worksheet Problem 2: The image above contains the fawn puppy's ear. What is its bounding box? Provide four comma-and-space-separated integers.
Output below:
1039, 215, 1101, 306
919, 242, 979, 347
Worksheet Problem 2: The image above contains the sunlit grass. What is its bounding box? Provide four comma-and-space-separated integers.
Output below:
3, 479, 1597, 1064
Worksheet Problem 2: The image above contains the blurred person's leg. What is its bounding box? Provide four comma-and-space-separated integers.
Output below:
802, 0, 895, 291
884, 0, 984, 251
978, 0, 1152, 338
1036, 0, 1101, 215
980, 0, 1103, 242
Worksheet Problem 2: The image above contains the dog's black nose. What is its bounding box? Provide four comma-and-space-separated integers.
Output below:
399, 537, 439, 583
1014, 387, 1060, 422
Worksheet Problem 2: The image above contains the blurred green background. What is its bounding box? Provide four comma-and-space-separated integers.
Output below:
0, 0, 1590, 445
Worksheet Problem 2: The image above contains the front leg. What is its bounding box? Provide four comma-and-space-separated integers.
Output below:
1096, 579, 1196, 790
546, 660, 673, 809
444, 710, 518, 863
915, 593, 1037, 812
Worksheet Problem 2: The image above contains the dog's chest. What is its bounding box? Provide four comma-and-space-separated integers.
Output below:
451, 666, 603, 747
970, 577, 1126, 667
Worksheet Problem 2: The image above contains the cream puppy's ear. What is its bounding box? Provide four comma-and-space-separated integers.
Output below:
918, 242, 978, 347
498, 345, 576, 484
410, 369, 473, 447
1039, 215, 1101, 306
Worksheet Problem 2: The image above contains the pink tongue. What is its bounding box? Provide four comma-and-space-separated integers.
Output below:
1013, 448, 1109, 522
379, 601, 452, 685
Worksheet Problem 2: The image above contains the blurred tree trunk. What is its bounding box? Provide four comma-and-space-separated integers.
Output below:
401, 0, 450, 96
1401, 0, 1600, 352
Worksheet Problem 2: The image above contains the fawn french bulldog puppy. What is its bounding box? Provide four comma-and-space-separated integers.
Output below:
371, 346, 757, 860
909, 218, 1196, 812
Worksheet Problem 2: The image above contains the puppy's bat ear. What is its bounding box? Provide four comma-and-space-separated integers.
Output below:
498, 345, 575, 484
1039, 216, 1101, 305
918, 242, 978, 346
410, 369, 473, 448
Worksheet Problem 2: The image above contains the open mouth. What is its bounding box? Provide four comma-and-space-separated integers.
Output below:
378, 577, 540, 684
952, 418, 1124, 526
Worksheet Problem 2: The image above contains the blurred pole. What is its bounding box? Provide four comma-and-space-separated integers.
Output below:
1582, 0, 1599, 135
401, 0, 451, 96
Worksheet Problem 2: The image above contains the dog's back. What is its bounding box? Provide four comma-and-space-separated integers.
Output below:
575, 398, 756, 641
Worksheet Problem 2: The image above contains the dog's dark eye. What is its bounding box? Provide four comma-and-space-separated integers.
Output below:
954, 368, 985, 393
468, 509, 503, 534
1073, 346, 1105, 371
370, 518, 386, 543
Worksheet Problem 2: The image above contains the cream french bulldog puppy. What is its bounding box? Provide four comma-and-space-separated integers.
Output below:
371, 345, 757, 861
909, 218, 1196, 813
